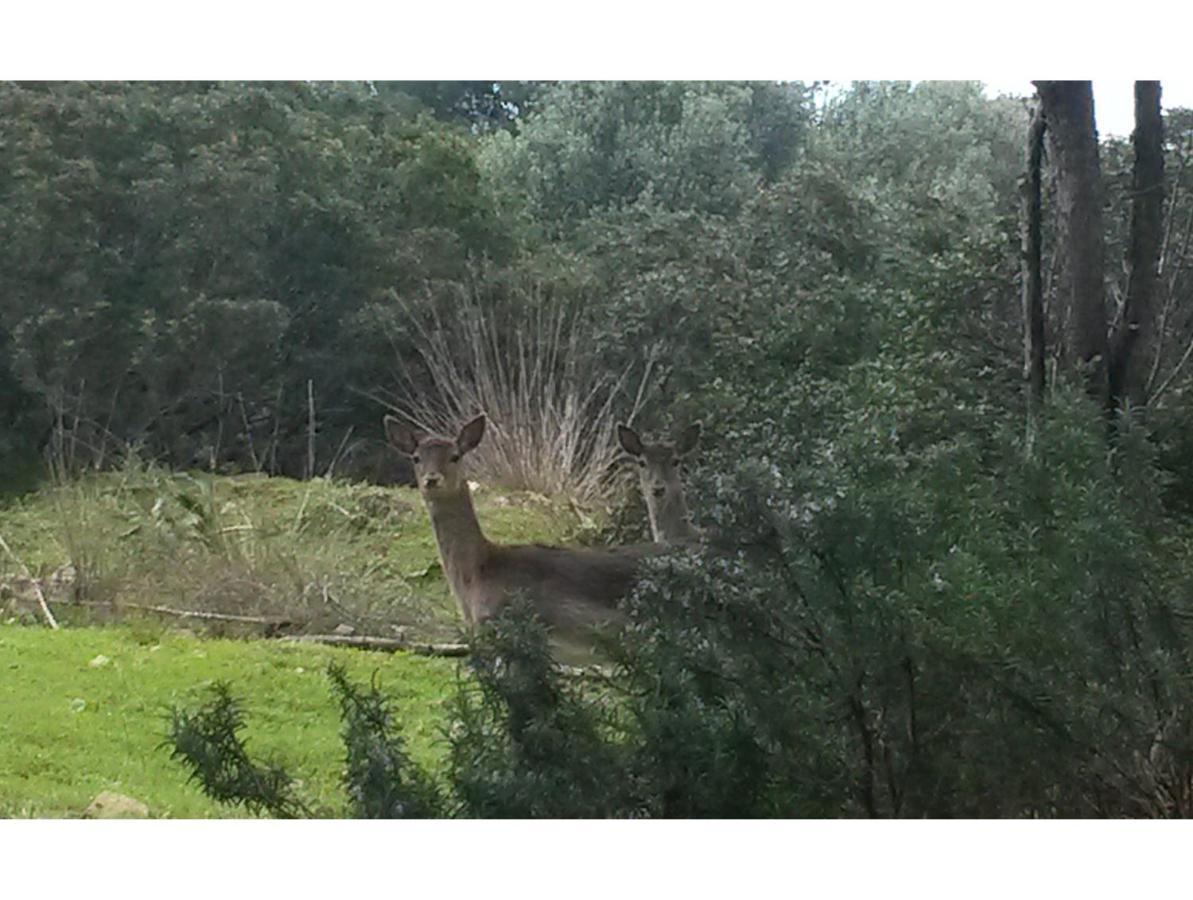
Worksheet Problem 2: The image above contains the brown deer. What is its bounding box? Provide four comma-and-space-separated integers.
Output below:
616, 422, 701, 544
384, 413, 659, 655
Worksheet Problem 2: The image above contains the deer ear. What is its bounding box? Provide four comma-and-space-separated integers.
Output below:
677, 422, 701, 456
384, 415, 422, 455
617, 423, 644, 456
457, 414, 487, 455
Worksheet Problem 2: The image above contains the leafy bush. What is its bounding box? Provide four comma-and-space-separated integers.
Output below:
169, 667, 442, 819
669, 375, 1193, 816
327, 663, 443, 818
446, 598, 633, 817
479, 82, 811, 241
167, 681, 311, 818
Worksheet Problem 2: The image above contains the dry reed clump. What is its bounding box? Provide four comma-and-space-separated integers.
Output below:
385, 273, 655, 504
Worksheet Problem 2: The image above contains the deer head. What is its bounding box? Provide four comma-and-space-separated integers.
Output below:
617, 422, 700, 542
384, 414, 487, 496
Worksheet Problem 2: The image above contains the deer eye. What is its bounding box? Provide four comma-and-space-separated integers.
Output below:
450, 453, 461, 463
411, 454, 421, 464
637, 459, 646, 468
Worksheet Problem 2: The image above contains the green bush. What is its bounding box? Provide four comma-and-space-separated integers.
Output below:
169, 384, 1193, 818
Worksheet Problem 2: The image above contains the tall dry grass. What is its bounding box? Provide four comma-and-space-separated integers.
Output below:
386, 274, 655, 503
25, 458, 459, 639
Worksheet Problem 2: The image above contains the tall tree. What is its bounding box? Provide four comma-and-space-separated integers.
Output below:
1109, 81, 1165, 410
1035, 81, 1109, 403
1021, 105, 1046, 445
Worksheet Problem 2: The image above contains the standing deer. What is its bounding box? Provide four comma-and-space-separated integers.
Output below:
616, 423, 701, 544
384, 414, 658, 654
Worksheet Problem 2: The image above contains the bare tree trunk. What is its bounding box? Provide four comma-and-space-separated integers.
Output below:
306, 378, 316, 481
1110, 81, 1165, 412
1035, 81, 1109, 405
1022, 105, 1047, 448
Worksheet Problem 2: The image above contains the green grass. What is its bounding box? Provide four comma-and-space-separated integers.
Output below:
0, 622, 458, 818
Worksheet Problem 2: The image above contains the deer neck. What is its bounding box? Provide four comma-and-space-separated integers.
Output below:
422, 486, 490, 620
648, 491, 697, 543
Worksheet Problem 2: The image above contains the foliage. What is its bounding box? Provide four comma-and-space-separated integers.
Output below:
478, 81, 814, 241
0, 81, 512, 477
163, 604, 633, 818
373, 81, 540, 131
326, 662, 443, 817
662, 377, 1193, 816
170, 662, 446, 819
446, 599, 633, 817
167, 681, 310, 817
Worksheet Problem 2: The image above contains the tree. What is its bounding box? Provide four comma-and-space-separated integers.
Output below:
374, 81, 538, 131
1026, 81, 1167, 419
1034, 81, 1109, 403
1110, 82, 1165, 410
478, 82, 814, 241
1021, 104, 1046, 444
0, 82, 513, 476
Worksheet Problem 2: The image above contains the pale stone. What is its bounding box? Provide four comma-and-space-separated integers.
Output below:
84, 792, 149, 819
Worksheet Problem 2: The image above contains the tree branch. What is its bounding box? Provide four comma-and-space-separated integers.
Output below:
0, 535, 60, 629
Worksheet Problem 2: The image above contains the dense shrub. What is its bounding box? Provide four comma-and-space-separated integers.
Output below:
169, 396, 1193, 817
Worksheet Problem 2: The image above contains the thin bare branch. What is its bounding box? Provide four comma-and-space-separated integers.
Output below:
0, 534, 60, 629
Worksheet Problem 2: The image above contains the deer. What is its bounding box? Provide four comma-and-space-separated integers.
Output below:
384, 413, 660, 657
616, 422, 702, 544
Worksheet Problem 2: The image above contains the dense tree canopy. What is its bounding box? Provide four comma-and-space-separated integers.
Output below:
0, 81, 511, 477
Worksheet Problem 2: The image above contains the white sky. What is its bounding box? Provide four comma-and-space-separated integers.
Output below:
984, 80, 1193, 138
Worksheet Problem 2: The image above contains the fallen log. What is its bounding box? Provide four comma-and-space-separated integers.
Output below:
279, 633, 471, 657
60, 598, 295, 630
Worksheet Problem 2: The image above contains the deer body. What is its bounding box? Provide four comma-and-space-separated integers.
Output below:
386, 415, 651, 649
617, 423, 702, 544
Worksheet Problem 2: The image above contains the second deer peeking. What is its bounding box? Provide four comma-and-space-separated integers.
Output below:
617, 422, 701, 544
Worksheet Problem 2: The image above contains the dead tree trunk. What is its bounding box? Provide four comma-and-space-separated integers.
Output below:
1110, 81, 1165, 412
1035, 81, 1109, 405
1022, 104, 1047, 447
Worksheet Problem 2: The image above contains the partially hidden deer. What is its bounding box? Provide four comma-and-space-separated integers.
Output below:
385, 413, 660, 654
616, 422, 701, 544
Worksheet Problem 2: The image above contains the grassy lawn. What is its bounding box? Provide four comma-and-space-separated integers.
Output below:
0, 622, 458, 818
